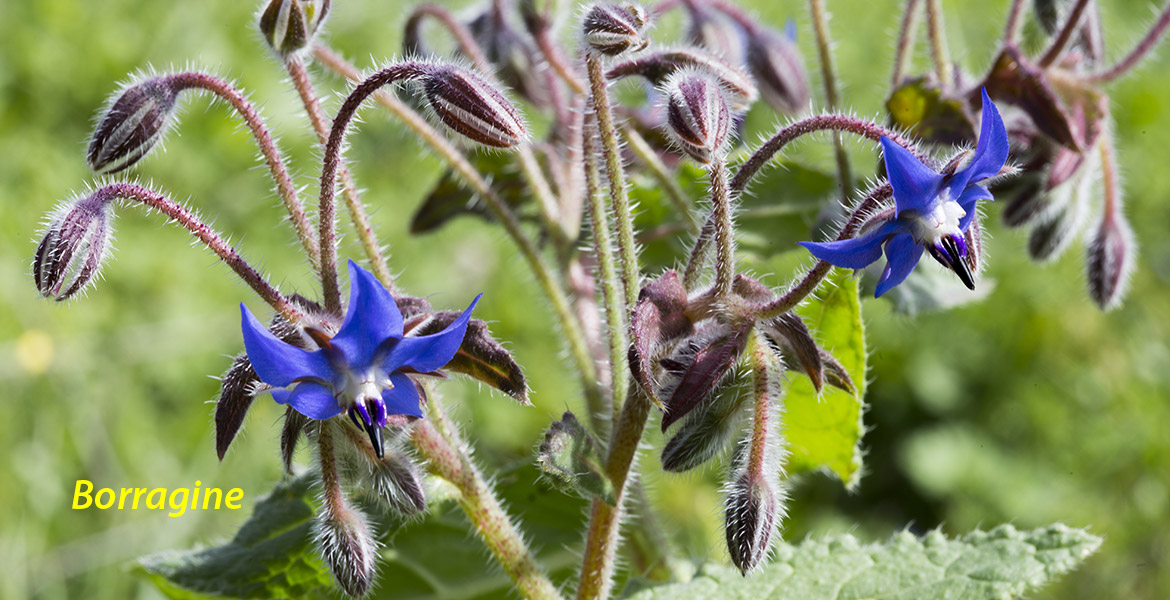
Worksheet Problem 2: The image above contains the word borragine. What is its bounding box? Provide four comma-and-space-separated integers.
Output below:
72, 480, 243, 518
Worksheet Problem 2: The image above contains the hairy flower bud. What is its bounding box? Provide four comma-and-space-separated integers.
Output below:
422, 67, 527, 148
1028, 181, 1087, 262
745, 24, 809, 114
664, 72, 732, 164
87, 76, 181, 174
538, 412, 616, 503
258, 0, 331, 56
661, 366, 750, 472
582, 3, 650, 56
33, 193, 115, 301
660, 322, 751, 431
1086, 213, 1135, 311
607, 49, 757, 110
724, 470, 781, 573
314, 495, 378, 598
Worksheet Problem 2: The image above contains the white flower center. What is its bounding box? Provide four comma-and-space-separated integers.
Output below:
336, 367, 393, 407
909, 196, 966, 246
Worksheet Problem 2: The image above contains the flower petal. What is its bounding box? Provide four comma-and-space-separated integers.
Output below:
798, 220, 909, 269
875, 233, 925, 297
331, 260, 404, 368
272, 382, 343, 420
957, 185, 992, 231
240, 304, 334, 388
952, 88, 1009, 190
382, 294, 481, 373
881, 137, 944, 217
382, 372, 424, 418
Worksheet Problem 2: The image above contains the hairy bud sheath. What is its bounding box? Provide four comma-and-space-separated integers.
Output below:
258, 0, 331, 56
1086, 213, 1135, 311
661, 366, 751, 472
314, 497, 378, 598
745, 26, 809, 114
582, 2, 650, 56
33, 193, 115, 301
87, 76, 181, 174
664, 73, 732, 164
422, 67, 527, 148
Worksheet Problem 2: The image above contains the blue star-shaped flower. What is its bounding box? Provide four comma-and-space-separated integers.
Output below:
800, 88, 1009, 297
240, 260, 479, 456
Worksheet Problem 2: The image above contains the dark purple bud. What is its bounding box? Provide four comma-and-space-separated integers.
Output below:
745, 25, 809, 114
760, 312, 824, 392
410, 312, 529, 404
538, 412, 616, 503
660, 368, 750, 472
422, 66, 528, 148
724, 470, 780, 573
607, 48, 757, 110
660, 322, 751, 431
314, 493, 377, 598
582, 3, 650, 57
472, 14, 550, 108
819, 348, 856, 395
87, 76, 181, 174
258, 0, 331, 56
280, 407, 309, 474
1086, 213, 1135, 311
33, 193, 115, 301
980, 47, 1079, 150
664, 72, 732, 164
630, 270, 693, 404
214, 354, 259, 461
1028, 187, 1086, 262
1002, 175, 1058, 228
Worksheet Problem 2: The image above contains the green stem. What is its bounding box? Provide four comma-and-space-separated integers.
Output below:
1038, 0, 1091, 67
807, 0, 855, 201
925, 0, 952, 88
709, 160, 734, 300
412, 397, 562, 600
891, 0, 923, 88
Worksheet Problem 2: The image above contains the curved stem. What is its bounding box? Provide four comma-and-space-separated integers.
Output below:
1084, 2, 1170, 84
891, 0, 923, 88
318, 62, 433, 312
95, 183, 303, 322
1003, 0, 1026, 46
165, 72, 320, 271
709, 161, 735, 300
731, 113, 925, 195
576, 384, 653, 600
587, 54, 641, 311
285, 57, 396, 292
924, 0, 952, 87
807, 0, 855, 201
313, 45, 606, 418
535, 28, 587, 93
1038, 0, 1091, 67
752, 184, 892, 320
405, 3, 493, 68
412, 396, 562, 600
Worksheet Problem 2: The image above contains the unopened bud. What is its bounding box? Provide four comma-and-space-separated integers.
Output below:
660, 322, 751, 431
368, 446, 428, 516
411, 312, 529, 404
661, 366, 750, 472
33, 192, 115, 301
422, 67, 527, 148
963, 213, 985, 277
314, 496, 378, 598
87, 76, 181, 174
745, 24, 809, 114
760, 312, 824, 392
724, 470, 780, 573
215, 354, 259, 461
664, 72, 732, 164
280, 407, 309, 474
582, 3, 650, 57
538, 412, 616, 504
258, 0, 331, 56
686, 4, 748, 67
1028, 185, 1086, 262
1086, 213, 1135, 311
607, 49, 757, 110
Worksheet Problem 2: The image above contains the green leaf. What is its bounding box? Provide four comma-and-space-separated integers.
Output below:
623, 524, 1102, 600
786, 267, 867, 487
410, 152, 529, 234
133, 474, 332, 599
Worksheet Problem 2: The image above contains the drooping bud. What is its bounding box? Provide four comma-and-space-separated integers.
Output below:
537, 412, 616, 504
660, 322, 752, 431
280, 406, 309, 474
410, 311, 530, 404
33, 192, 116, 301
819, 348, 856, 395
759, 312, 824, 392
685, 2, 748, 67
582, 3, 650, 57
745, 24, 809, 114
1028, 177, 1088, 262
214, 355, 259, 461
258, 0, 331, 56
1002, 175, 1057, 228
422, 66, 528, 148
980, 47, 1079, 150
314, 494, 378, 598
963, 211, 986, 277
630, 270, 693, 405
336, 423, 428, 516
661, 366, 751, 472
607, 48, 758, 110
1086, 213, 1135, 311
663, 72, 732, 164
87, 76, 182, 174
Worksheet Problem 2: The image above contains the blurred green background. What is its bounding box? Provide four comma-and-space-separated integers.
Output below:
2, 0, 1168, 598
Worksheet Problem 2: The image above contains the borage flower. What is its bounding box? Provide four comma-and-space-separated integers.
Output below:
240, 260, 479, 457
800, 89, 1009, 297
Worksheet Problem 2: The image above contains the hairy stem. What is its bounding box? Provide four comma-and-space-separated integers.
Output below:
576, 385, 653, 600
405, 3, 492, 68
622, 125, 699, 233
1003, 0, 1026, 46
587, 55, 641, 311
285, 57, 396, 292
709, 160, 735, 300
95, 183, 303, 322
1038, 0, 1092, 67
1085, 2, 1170, 84
165, 72, 319, 271
891, 0, 923, 88
317, 421, 344, 514
924, 0, 952, 87
313, 46, 606, 419
412, 398, 562, 600
807, 0, 855, 201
